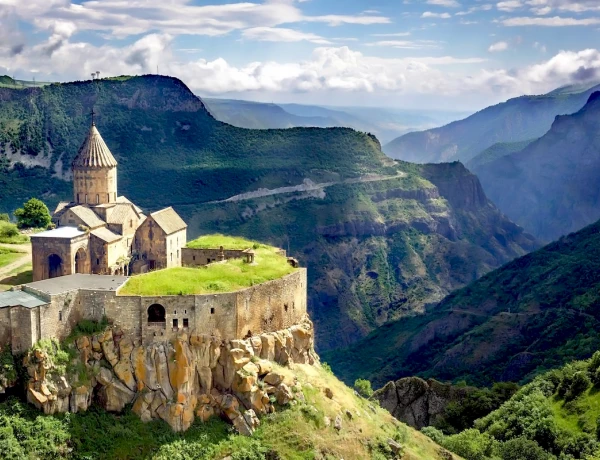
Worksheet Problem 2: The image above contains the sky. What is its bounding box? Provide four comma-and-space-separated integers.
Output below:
1, 0, 600, 111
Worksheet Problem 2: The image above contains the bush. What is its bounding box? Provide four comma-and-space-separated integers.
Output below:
0, 213, 9, 222
422, 426, 446, 445
0, 221, 19, 239
565, 372, 591, 401
14, 198, 51, 229
499, 437, 555, 460
354, 378, 374, 398
442, 429, 497, 460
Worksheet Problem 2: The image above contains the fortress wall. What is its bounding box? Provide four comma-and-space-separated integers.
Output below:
102, 294, 142, 337
9, 306, 38, 354
235, 269, 307, 338
28, 289, 82, 341
182, 248, 248, 267
0, 308, 12, 347
194, 292, 238, 339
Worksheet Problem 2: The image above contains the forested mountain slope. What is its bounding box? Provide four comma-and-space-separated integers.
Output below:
326, 218, 600, 387
0, 75, 536, 351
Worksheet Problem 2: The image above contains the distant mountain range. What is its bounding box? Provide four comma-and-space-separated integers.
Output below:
325, 216, 600, 388
472, 91, 600, 242
202, 97, 468, 144
384, 82, 600, 164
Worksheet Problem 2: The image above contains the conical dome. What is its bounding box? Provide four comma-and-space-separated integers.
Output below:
72, 123, 118, 168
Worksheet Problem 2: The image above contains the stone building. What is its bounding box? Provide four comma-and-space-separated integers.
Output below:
31, 121, 187, 281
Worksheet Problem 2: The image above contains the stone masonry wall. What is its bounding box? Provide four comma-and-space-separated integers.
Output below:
182, 248, 249, 267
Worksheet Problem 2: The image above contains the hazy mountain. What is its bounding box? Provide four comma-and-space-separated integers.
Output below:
473, 91, 600, 242
0, 75, 536, 351
325, 217, 600, 388
203, 97, 466, 144
384, 82, 600, 164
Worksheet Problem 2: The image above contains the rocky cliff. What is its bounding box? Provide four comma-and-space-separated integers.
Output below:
373, 377, 471, 429
24, 317, 317, 433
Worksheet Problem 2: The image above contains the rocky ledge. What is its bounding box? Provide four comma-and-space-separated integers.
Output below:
24, 316, 318, 433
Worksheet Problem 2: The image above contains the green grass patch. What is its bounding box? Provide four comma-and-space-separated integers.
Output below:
120, 243, 294, 296
0, 262, 33, 291
186, 234, 268, 250
0, 247, 23, 269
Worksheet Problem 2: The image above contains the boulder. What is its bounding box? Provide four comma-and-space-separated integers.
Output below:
275, 383, 293, 405
263, 372, 285, 386
334, 414, 342, 431
260, 334, 275, 361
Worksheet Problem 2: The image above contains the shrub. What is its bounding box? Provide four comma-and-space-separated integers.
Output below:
0, 221, 19, 239
498, 437, 554, 460
14, 198, 51, 229
354, 378, 374, 398
422, 426, 446, 445
0, 213, 9, 222
565, 372, 591, 401
441, 429, 497, 460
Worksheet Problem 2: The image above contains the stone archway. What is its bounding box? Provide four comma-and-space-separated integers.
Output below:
147, 304, 166, 325
75, 248, 86, 274
48, 254, 63, 279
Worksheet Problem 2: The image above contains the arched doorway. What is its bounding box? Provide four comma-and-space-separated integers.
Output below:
147, 304, 166, 325
75, 248, 86, 274
48, 254, 63, 279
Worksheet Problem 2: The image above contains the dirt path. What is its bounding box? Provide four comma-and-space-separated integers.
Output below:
212, 172, 407, 204
0, 242, 32, 279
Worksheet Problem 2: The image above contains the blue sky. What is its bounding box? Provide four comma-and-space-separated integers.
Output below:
1, 0, 600, 110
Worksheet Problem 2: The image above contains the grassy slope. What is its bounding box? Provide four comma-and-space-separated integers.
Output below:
121, 237, 294, 295
429, 354, 600, 459
0, 363, 457, 460
0, 247, 22, 268
325, 218, 600, 388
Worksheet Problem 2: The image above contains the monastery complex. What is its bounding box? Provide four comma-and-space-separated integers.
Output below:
0, 121, 307, 355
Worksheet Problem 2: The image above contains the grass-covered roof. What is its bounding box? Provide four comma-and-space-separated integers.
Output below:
119, 235, 295, 296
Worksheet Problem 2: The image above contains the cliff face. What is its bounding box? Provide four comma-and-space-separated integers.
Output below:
24, 317, 317, 433
374, 377, 472, 429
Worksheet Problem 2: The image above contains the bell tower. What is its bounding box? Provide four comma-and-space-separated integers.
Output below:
72, 112, 118, 206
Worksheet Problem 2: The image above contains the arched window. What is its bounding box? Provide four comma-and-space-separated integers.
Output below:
77, 193, 80, 203
96, 194, 100, 204
147, 304, 166, 325
75, 248, 86, 274
107, 193, 110, 202
85, 194, 88, 203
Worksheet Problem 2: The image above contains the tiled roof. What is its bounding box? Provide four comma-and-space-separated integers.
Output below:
90, 227, 122, 243
0, 290, 48, 309
69, 205, 106, 229
32, 227, 85, 239
150, 207, 187, 235
53, 201, 71, 216
72, 124, 118, 168
116, 196, 143, 214
107, 203, 137, 225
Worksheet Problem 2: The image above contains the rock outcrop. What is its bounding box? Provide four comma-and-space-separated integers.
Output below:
24, 316, 318, 432
373, 377, 472, 429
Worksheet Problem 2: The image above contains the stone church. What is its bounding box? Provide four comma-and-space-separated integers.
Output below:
31, 121, 187, 281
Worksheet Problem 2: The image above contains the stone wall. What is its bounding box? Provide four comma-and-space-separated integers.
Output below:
182, 248, 249, 267
24, 316, 318, 432
31, 233, 89, 281
73, 165, 117, 205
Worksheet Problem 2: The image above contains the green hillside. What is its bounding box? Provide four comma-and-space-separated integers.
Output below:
0, 75, 536, 351
427, 353, 600, 459
325, 218, 600, 387
384, 82, 600, 164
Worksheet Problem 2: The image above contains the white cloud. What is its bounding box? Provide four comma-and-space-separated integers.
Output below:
526, 0, 600, 13
366, 40, 441, 49
426, 0, 461, 7
489, 41, 509, 52
421, 11, 452, 18
503, 16, 600, 26
497, 1, 524, 12
242, 27, 331, 44
2, 0, 391, 38
371, 32, 412, 37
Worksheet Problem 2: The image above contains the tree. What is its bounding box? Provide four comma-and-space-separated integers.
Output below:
354, 378, 374, 398
0, 213, 9, 222
14, 198, 51, 229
